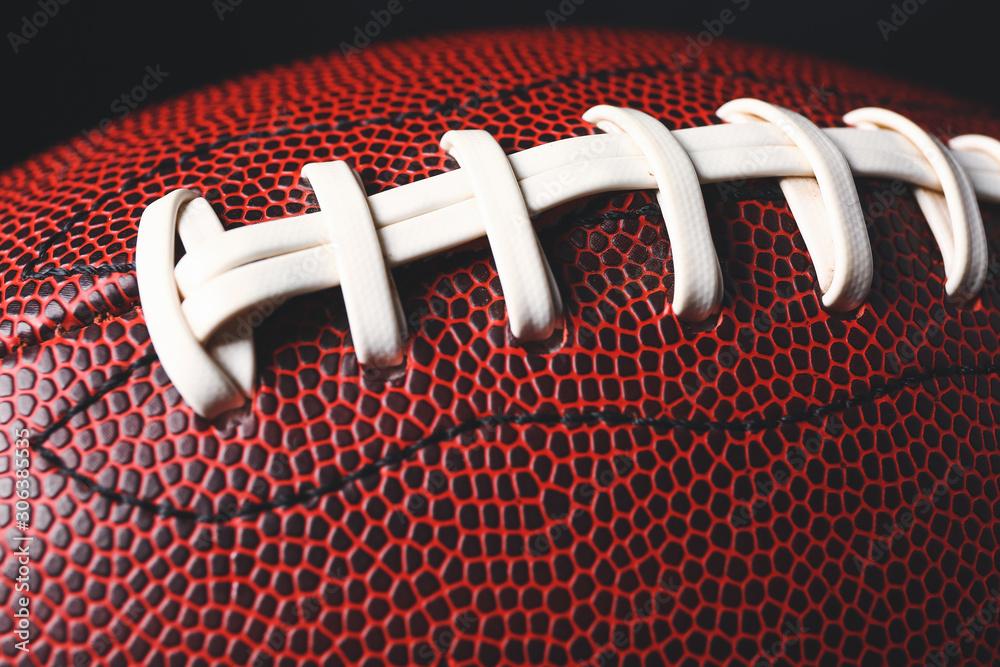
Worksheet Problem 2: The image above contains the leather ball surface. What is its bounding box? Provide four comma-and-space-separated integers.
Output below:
2, 26, 1000, 667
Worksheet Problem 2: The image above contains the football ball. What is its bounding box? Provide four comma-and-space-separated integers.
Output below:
3, 26, 1000, 667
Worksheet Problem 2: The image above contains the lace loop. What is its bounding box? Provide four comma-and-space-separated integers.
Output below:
717, 99, 871, 311
301, 161, 407, 369
135, 191, 249, 417
583, 105, 722, 321
844, 107, 988, 302
440, 130, 562, 340
174, 196, 257, 399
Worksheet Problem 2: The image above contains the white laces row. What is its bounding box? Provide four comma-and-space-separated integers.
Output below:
135, 99, 1000, 418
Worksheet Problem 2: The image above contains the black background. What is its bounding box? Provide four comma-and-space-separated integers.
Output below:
1, 0, 997, 172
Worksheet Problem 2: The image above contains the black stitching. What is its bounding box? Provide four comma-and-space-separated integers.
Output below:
30, 351, 158, 458
21, 59, 829, 282
25, 261, 135, 279
28, 352, 1000, 524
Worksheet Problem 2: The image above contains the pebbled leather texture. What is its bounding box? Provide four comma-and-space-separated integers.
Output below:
2, 26, 1000, 667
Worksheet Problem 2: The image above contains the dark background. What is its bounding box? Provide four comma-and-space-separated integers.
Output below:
1, 0, 997, 172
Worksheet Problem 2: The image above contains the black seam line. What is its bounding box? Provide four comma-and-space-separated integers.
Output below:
28, 356, 1000, 525
25, 261, 135, 280
21, 59, 829, 281
3, 306, 143, 360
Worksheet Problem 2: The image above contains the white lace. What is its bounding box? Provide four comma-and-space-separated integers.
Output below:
134, 99, 1000, 418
